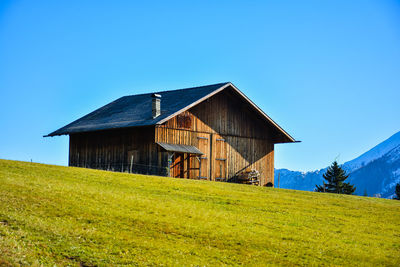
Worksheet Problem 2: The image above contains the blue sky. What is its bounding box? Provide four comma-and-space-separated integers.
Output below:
0, 0, 399, 171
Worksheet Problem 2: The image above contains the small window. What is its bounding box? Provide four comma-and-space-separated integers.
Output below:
177, 114, 192, 129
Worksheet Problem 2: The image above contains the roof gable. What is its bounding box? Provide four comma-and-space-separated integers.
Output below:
46, 82, 295, 142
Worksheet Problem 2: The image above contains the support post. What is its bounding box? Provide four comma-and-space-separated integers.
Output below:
130, 155, 133, 173
168, 152, 174, 177
195, 155, 201, 179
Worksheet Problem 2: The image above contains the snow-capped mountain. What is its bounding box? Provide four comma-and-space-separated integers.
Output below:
275, 131, 400, 198
343, 131, 400, 172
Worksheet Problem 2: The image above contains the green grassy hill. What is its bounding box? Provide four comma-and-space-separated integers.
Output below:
0, 159, 399, 266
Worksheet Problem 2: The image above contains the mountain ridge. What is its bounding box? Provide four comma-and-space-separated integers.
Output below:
343, 131, 400, 172
275, 130, 400, 198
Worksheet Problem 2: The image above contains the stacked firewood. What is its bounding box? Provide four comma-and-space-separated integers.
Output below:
237, 168, 260, 185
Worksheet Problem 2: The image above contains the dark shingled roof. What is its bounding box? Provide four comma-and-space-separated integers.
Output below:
45, 82, 296, 142
46, 82, 230, 137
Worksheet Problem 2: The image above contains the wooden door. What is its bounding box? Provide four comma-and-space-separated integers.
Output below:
170, 153, 184, 178
196, 133, 210, 179
214, 135, 227, 181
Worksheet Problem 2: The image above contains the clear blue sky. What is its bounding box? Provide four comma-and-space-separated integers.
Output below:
1, 0, 399, 171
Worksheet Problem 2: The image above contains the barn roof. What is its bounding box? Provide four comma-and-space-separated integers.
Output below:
45, 82, 296, 142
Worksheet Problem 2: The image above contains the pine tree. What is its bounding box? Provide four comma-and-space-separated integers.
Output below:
394, 183, 400, 200
315, 161, 356, 194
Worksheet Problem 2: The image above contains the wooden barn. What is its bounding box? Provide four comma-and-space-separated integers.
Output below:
46, 82, 296, 186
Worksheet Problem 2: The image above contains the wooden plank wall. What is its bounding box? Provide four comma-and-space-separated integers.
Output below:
155, 127, 210, 180
156, 88, 276, 185
69, 127, 168, 176
224, 136, 274, 185
155, 126, 274, 185
161, 87, 281, 141
68, 87, 279, 186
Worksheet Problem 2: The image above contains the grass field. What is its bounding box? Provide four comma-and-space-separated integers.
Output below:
0, 159, 399, 266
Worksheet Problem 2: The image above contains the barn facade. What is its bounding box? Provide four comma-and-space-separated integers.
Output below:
46, 82, 296, 186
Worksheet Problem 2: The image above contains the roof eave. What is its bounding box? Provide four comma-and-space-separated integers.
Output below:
43, 132, 63, 137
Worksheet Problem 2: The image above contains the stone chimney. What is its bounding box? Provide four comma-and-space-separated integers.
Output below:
152, 93, 161, 118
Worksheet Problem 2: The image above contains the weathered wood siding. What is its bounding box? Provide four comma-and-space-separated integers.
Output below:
155, 127, 274, 185
155, 88, 276, 185
160, 87, 283, 141
224, 136, 274, 185
155, 127, 211, 180
69, 127, 167, 176
69, 87, 278, 186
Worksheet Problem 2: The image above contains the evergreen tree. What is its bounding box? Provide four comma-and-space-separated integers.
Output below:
394, 183, 400, 200
315, 161, 356, 194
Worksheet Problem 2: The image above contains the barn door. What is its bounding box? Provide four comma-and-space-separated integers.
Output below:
196, 133, 210, 180
214, 135, 227, 181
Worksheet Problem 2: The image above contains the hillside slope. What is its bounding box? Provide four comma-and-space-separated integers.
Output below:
0, 159, 399, 266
